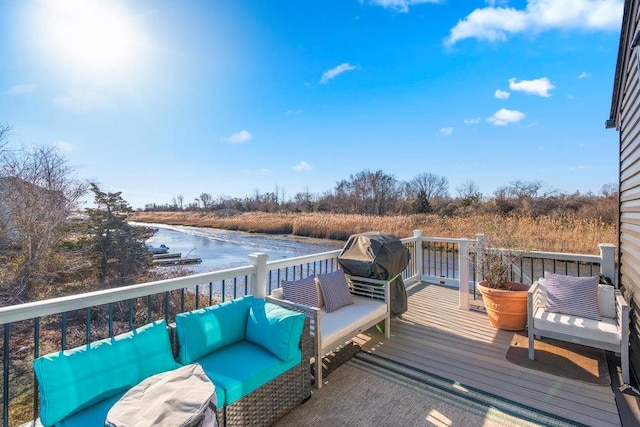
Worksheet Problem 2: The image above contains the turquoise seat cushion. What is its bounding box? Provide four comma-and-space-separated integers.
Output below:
34, 320, 178, 427
198, 341, 301, 405
54, 391, 125, 427
175, 295, 254, 364
246, 300, 305, 362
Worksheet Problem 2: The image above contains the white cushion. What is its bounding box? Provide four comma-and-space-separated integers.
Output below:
598, 284, 616, 319
533, 307, 621, 346
270, 288, 284, 300
320, 296, 386, 346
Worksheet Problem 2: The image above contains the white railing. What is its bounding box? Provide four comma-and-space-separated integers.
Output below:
0, 230, 616, 427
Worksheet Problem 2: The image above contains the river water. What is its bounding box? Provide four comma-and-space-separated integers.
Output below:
133, 222, 343, 273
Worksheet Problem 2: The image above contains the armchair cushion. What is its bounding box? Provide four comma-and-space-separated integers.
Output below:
175, 295, 254, 364
316, 270, 353, 313
544, 273, 601, 320
245, 299, 305, 362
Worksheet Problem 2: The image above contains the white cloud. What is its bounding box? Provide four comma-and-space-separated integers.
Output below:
367, 0, 441, 13
320, 63, 358, 84
7, 83, 37, 95
54, 89, 110, 112
487, 108, 525, 126
293, 161, 312, 172
494, 89, 510, 99
508, 77, 555, 97
485, 0, 509, 5
578, 71, 591, 79
53, 140, 76, 152
445, 0, 623, 46
464, 117, 482, 125
440, 127, 453, 135
226, 130, 253, 144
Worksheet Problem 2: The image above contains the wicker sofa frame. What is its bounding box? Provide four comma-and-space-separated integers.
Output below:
171, 318, 311, 427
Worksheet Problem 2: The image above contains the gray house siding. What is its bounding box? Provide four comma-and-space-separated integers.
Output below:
611, 0, 640, 386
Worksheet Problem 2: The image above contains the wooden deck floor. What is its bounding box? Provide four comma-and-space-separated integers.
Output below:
353, 282, 621, 426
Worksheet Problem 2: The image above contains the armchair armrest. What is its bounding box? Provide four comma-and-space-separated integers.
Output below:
527, 281, 545, 316
615, 289, 631, 384
527, 281, 544, 360
615, 289, 629, 327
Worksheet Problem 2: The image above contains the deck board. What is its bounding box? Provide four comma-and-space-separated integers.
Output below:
355, 282, 621, 426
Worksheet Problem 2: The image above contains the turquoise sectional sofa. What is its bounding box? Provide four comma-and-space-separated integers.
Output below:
33, 295, 311, 427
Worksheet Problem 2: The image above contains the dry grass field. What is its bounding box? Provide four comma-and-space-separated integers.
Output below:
129, 211, 616, 255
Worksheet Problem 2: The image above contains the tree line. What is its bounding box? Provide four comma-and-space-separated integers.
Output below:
146, 170, 618, 224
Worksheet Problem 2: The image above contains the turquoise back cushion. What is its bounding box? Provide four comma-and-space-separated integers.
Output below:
175, 295, 254, 364
245, 299, 305, 362
33, 320, 178, 427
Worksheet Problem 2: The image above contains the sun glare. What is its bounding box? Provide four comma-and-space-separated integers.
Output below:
36, 0, 142, 74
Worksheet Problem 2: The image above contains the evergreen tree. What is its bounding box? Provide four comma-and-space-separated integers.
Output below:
412, 189, 432, 214
85, 183, 154, 285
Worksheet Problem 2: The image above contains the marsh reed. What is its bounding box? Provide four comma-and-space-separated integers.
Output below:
129, 212, 616, 255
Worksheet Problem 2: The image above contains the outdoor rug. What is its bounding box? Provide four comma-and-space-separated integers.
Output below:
273, 352, 581, 427
506, 332, 610, 386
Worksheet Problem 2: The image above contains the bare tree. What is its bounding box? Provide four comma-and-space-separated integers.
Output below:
456, 180, 482, 200
0, 123, 10, 153
0, 144, 87, 301
409, 173, 449, 213
410, 173, 449, 200
331, 170, 401, 215
601, 183, 618, 197
199, 192, 213, 210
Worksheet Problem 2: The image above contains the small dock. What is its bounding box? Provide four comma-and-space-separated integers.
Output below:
153, 256, 202, 266
152, 252, 182, 260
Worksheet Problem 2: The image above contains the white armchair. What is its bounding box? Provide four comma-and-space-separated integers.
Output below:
527, 278, 630, 384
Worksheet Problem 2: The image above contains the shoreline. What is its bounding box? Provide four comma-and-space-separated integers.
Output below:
132, 220, 345, 249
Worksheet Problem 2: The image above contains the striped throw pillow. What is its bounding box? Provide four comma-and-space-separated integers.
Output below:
544, 272, 601, 320
282, 276, 321, 307
316, 270, 354, 313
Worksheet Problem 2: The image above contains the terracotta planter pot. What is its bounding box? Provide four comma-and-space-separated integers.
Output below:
476, 281, 530, 331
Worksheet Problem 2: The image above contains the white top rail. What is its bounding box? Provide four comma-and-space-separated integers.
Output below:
418, 236, 468, 244
266, 249, 342, 270
0, 265, 255, 325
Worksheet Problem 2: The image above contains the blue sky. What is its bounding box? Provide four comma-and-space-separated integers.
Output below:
0, 0, 624, 208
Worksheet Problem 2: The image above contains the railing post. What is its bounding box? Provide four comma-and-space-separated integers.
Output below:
475, 233, 485, 282
599, 243, 617, 285
249, 253, 269, 299
459, 239, 471, 310
413, 229, 423, 280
